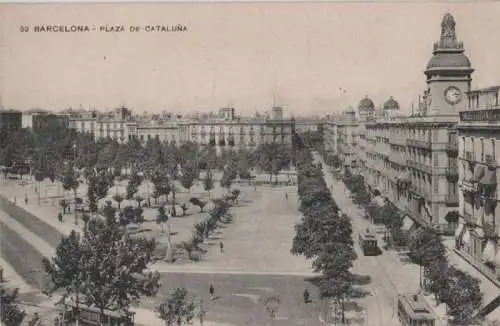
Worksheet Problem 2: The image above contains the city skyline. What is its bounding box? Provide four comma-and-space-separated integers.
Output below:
1, 3, 500, 115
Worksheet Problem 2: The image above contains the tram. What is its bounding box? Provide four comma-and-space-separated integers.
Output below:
62, 303, 135, 326
397, 293, 436, 326
358, 228, 378, 256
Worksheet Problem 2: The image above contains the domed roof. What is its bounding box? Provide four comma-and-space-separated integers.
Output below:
358, 96, 375, 111
345, 106, 356, 114
426, 52, 471, 70
383, 97, 400, 110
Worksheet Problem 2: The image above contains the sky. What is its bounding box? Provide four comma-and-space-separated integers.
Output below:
1, 2, 500, 116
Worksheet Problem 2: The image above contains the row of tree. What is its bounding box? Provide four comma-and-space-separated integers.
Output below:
291, 149, 357, 323
342, 169, 484, 325
0, 123, 293, 188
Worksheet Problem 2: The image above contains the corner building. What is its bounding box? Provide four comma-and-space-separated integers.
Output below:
364, 13, 470, 232
456, 86, 500, 278
325, 13, 472, 235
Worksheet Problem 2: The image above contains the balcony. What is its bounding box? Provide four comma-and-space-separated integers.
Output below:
460, 109, 500, 123
483, 222, 496, 239
445, 167, 459, 183
464, 151, 474, 161
407, 138, 431, 149
445, 194, 459, 207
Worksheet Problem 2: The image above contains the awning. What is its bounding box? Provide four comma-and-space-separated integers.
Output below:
462, 228, 471, 245
454, 222, 465, 238
495, 246, 500, 267
483, 240, 496, 263
474, 165, 486, 181
480, 168, 497, 186
473, 227, 485, 238
375, 196, 386, 207
401, 216, 415, 231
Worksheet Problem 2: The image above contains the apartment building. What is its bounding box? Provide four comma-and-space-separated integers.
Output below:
66, 105, 309, 150
323, 107, 359, 171
325, 13, 472, 233
456, 85, 500, 277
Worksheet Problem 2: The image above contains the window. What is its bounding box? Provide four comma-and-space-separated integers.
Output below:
481, 138, 484, 162
434, 177, 439, 193
493, 139, 496, 161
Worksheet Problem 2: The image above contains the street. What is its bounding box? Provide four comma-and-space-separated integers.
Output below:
313, 152, 421, 326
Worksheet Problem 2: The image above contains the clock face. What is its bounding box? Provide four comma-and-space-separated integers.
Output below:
444, 86, 462, 105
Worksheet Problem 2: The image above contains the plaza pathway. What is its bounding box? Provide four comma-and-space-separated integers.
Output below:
0, 179, 325, 326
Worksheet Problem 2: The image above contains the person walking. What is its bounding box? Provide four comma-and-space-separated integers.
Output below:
219, 241, 224, 254
209, 283, 215, 300
285, 193, 288, 200
58, 212, 63, 223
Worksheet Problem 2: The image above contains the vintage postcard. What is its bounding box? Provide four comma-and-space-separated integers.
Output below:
0, 2, 500, 326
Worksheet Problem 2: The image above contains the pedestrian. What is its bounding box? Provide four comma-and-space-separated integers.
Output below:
58, 212, 63, 223
209, 283, 214, 300
220, 241, 224, 254
25, 196, 28, 204
13, 196, 16, 205
303, 289, 310, 303
285, 193, 288, 200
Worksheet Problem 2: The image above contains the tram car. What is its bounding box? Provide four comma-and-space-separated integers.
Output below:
358, 228, 378, 256
62, 301, 135, 326
397, 293, 436, 326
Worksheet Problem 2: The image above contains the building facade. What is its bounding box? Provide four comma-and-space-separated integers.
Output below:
65, 106, 318, 151
456, 85, 500, 277
324, 13, 471, 233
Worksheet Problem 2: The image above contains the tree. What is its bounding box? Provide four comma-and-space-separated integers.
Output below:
444, 266, 483, 324
157, 206, 169, 233
220, 170, 233, 191
203, 170, 214, 198
126, 171, 142, 202
180, 165, 197, 193
62, 164, 80, 225
193, 221, 207, 241
156, 288, 196, 326
427, 259, 451, 302
408, 227, 447, 288
42, 230, 86, 325
79, 218, 161, 323
0, 286, 26, 326
120, 205, 136, 227
102, 201, 117, 226
189, 197, 206, 213
113, 194, 124, 211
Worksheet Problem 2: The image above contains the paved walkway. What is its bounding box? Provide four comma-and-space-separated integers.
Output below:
0, 178, 316, 325
0, 255, 36, 294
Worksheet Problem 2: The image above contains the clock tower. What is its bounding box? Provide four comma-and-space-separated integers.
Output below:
424, 13, 474, 116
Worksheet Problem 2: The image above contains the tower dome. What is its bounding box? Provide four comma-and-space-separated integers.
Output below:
425, 13, 473, 77
358, 96, 375, 112
383, 97, 400, 111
